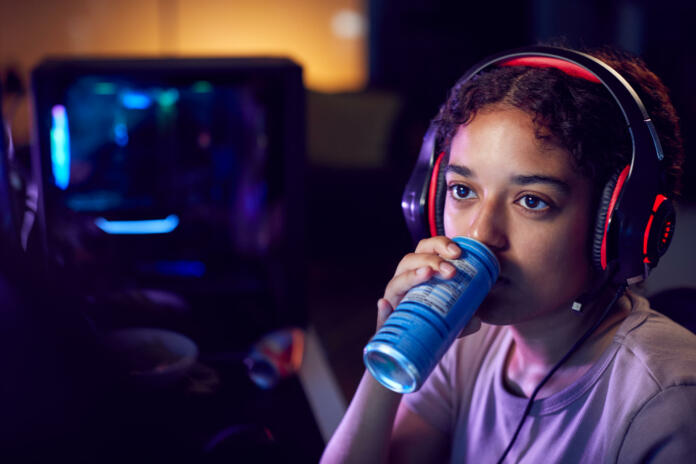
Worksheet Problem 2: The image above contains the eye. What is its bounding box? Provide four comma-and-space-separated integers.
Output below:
516, 194, 550, 211
449, 184, 477, 201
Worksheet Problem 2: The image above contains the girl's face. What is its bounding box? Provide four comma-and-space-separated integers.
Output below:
444, 107, 595, 326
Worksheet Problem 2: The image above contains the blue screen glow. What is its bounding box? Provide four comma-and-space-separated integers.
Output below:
142, 260, 207, 277
121, 91, 152, 110
94, 214, 180, 234
50, 105, 71, 190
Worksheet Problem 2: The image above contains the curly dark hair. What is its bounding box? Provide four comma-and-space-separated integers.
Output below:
432, 47, 684, 198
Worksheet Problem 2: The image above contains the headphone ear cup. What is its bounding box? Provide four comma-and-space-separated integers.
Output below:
644, 195, 675, 267
592, 171, 620, 272
432, 156, 448, 236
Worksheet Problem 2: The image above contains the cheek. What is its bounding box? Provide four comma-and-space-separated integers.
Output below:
443, 212, 455, 237
443, 201, 465, 237
518, 221, 593, 291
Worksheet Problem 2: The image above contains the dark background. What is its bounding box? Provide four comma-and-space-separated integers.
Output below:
2, 0, 695, 461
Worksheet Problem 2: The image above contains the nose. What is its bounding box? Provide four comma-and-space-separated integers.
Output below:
467, 199, 508, 251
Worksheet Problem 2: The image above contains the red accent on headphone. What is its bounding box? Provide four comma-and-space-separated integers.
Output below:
642, 194, 669, 263
601, 165, 631, 270
428, 152, 446, 237
500, 57, 602, 84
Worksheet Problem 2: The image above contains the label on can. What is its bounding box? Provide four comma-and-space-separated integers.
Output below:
399, 257, 478, 317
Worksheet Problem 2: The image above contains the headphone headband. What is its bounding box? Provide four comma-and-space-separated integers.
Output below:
500, 56, 602, 83
402, 45, 674, 285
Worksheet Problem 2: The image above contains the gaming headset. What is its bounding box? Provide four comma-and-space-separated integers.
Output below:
401, 45, 676, 287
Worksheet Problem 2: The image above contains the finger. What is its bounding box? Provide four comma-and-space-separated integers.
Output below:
414, 236, 462, 259
376, 298, 394, 331
456, 315, 482, 338
394, 252, 458, 279
383, 265, 434, 309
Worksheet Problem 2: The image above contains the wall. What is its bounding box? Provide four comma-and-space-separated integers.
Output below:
1, 0, 367, 142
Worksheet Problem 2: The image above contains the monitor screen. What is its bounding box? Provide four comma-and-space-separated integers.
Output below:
30, 58, 305, 313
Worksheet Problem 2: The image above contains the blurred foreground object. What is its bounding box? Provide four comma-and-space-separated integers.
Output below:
245, 327, 304, 389
103, 327, 199, 388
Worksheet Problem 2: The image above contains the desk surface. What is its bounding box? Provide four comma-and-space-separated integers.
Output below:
0, 281, 326, 463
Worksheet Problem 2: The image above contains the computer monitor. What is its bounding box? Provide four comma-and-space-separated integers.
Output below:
30, 57, 306, 333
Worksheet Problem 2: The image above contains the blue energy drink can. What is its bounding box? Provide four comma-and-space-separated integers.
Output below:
363, 237, 500, 393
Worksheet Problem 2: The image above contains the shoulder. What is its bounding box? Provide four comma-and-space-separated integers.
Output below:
617, 384, 696, 462
613, 291, 696, 390
611, 292, 696, 461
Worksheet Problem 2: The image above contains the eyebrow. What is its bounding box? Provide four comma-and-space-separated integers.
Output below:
445, 164, 473, 177
512, 174, 571, 194
446, 164, 571, 194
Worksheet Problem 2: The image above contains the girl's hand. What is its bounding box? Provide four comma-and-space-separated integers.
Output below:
376, 236, 482, 337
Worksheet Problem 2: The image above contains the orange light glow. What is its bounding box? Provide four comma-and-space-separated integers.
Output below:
1, 0, 367, 93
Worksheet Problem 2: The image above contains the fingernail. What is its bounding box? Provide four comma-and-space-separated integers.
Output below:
448, 244, 460, 256
439, 262, 455, 275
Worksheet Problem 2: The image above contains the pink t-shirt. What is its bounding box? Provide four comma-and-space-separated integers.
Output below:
402, 292, 696, 463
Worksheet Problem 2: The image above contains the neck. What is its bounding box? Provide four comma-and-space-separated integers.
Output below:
504, 287, 630, 398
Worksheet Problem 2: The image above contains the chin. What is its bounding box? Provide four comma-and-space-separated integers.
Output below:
475, 295, 519, 326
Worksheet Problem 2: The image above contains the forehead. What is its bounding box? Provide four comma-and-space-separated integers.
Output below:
448, 108, 579, 180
